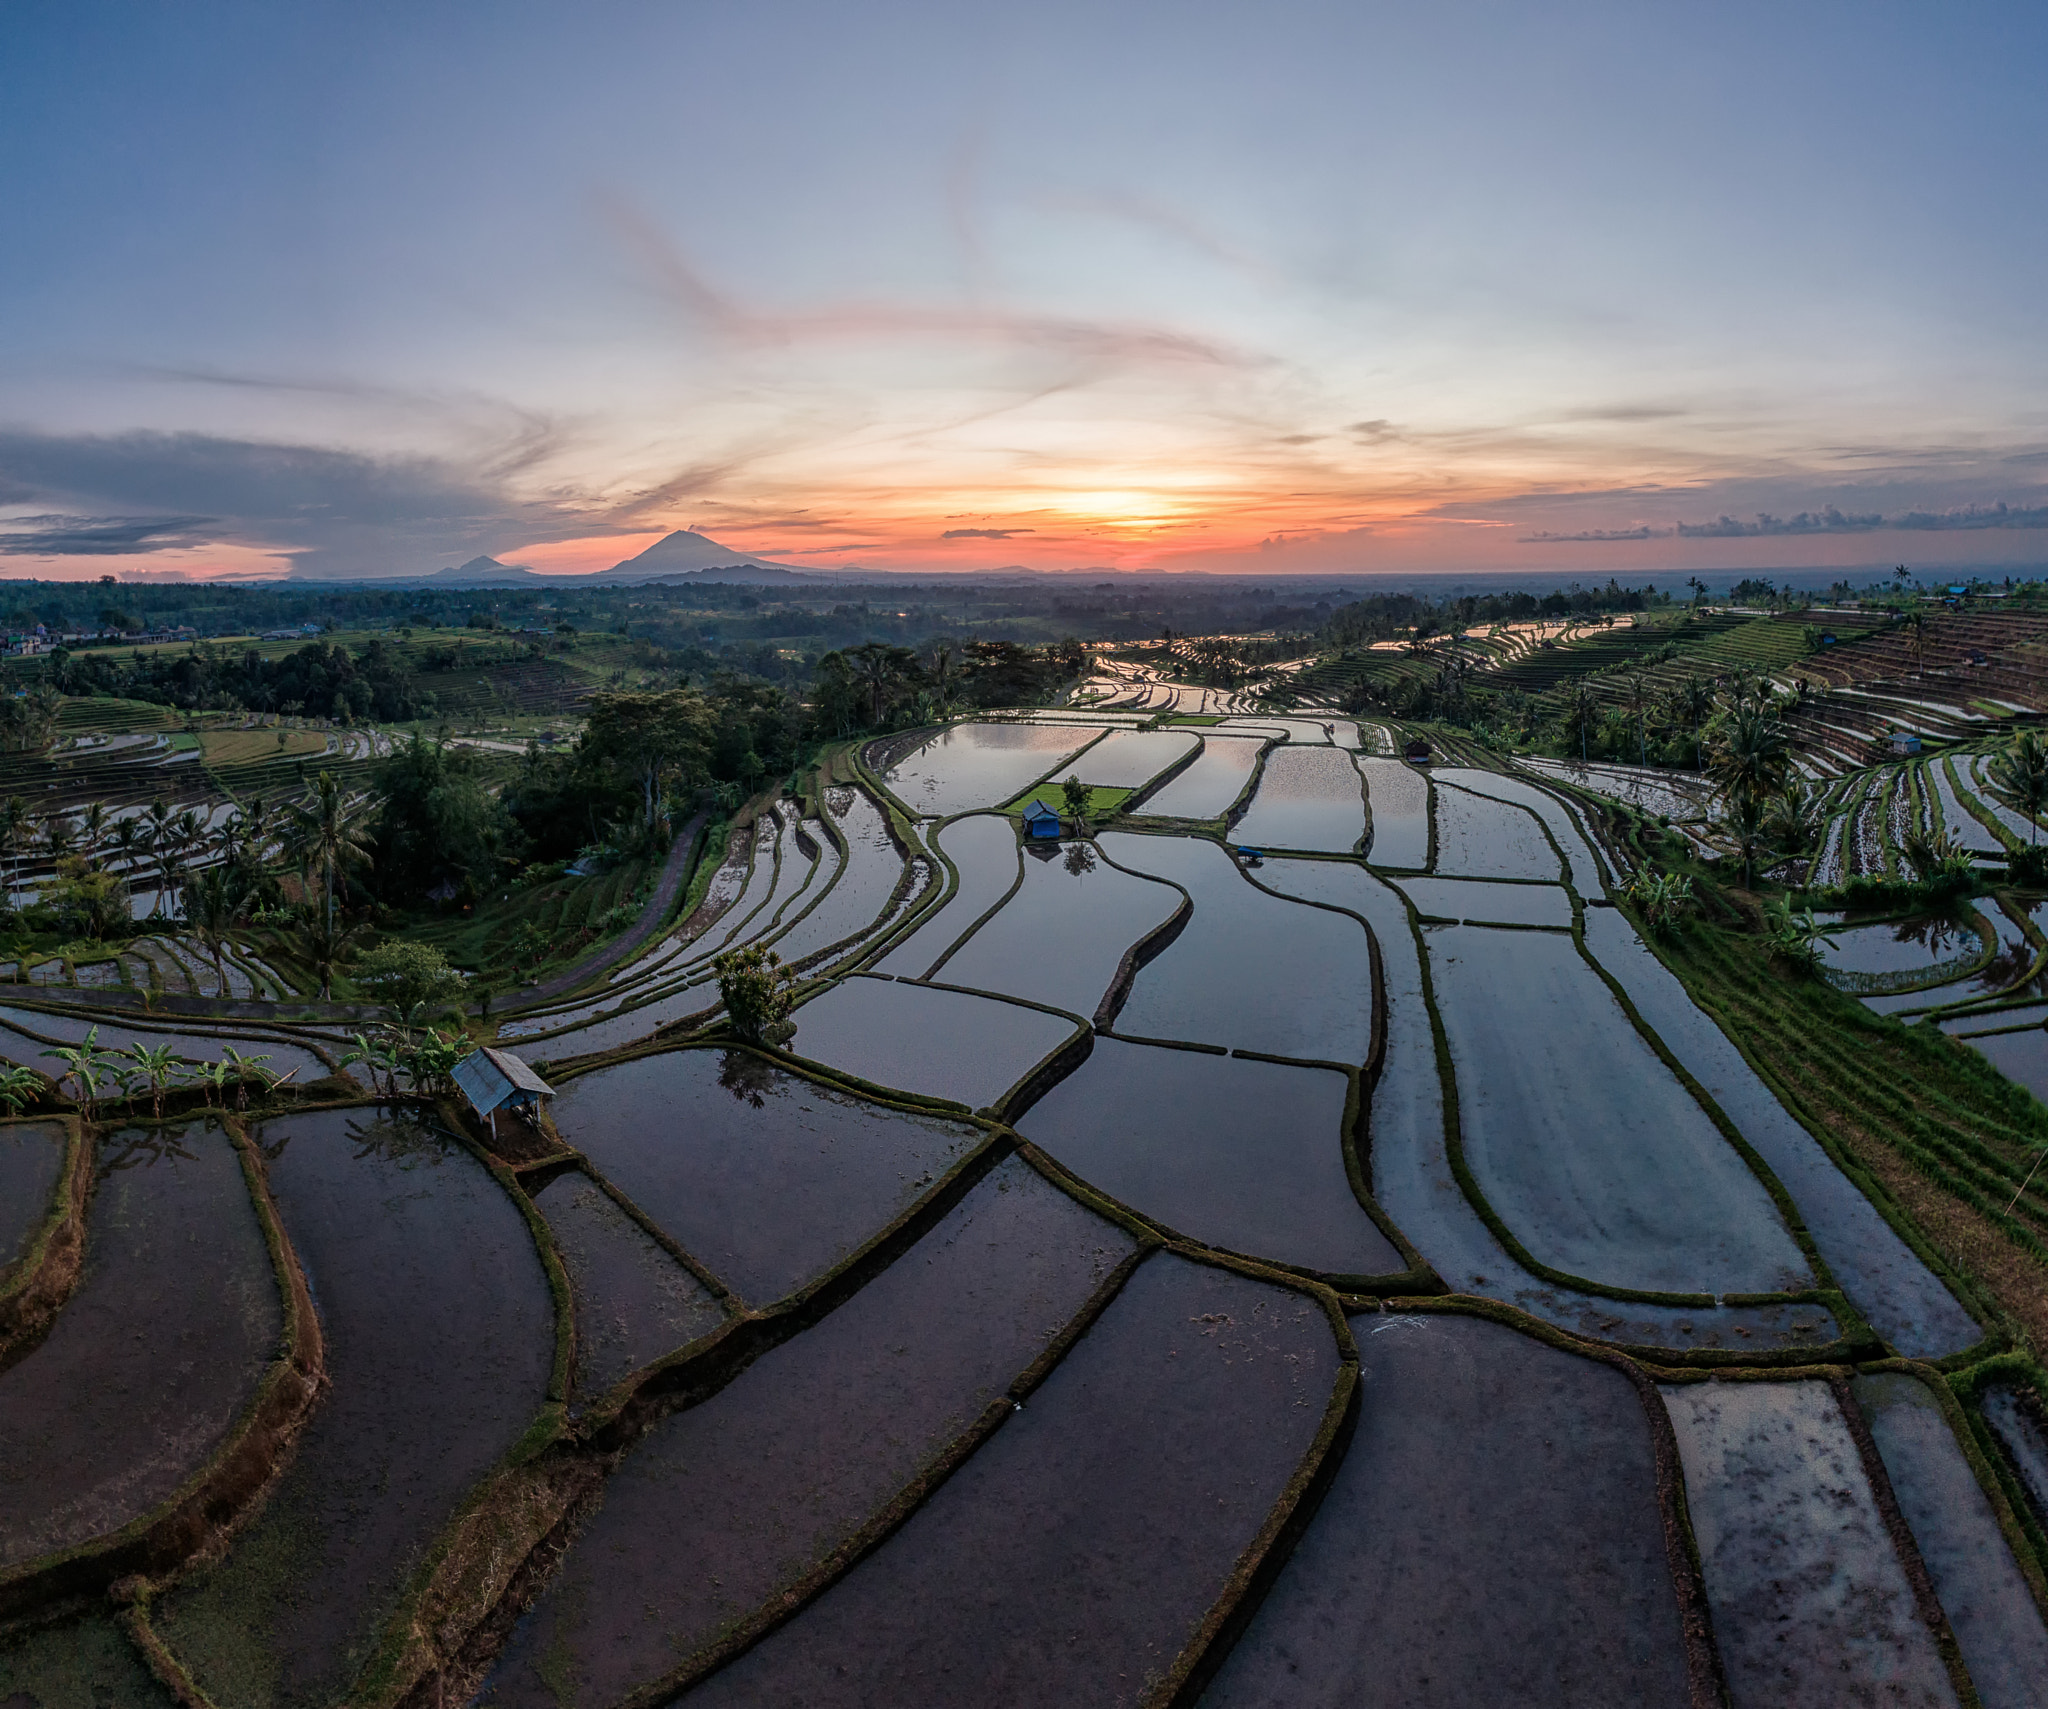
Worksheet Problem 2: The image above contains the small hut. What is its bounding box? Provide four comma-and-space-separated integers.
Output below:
1403, 737, 1434, 765
1886, 730, 1923, 756
1022, 798, 1063, 839
453, 1046, 556, 1141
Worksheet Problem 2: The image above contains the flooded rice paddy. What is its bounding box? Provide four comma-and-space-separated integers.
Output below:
0, 1124, 278, 1571
0, 1120, 65, 1270
1135, 734, 1264, 818
156, 1108, 554, 1709
931, 837, 1179, 1018
790, 975, 1076, 1109
1209, 1313, 1691, 1708
482, 1159, 1133, 1709
1429, 925, 1810, 1296
1100, 832, 1371, 1062
3, 712, 2040, 1706
1229, 746, 1367, 852
881, 723, 1094, 817
1016, 1036, 1400, 1278
552, 1048, 985, 1304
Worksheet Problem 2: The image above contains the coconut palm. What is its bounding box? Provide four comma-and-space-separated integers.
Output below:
293, 903, 366, 1001
1706, 704, 1793, 819
286, 771, 370, 935
0, 794, 30, 908
181, 863, 249, 992
1762, 779, 1821, 872
1987, 731, 2048, 846
143, 797, 175, 917
1663, 676, 1715, 772
1724, 786, 1772, 889
76, 801, 108, 866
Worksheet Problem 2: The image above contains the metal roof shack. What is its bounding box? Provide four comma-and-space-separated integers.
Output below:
1021, 798, 1062, 838
453, 1046, 556, 1132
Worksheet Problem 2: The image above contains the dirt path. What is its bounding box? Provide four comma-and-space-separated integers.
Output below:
511, 806, 712, 1007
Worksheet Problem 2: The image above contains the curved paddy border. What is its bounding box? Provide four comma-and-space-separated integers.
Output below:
114, 1091, 578, 1709
1263, 789, 1880, 1343
1591, 805, 2013, 1367
856, 720, 1115, 829
231, 1044, 1373, 1709
1950, 1353, 2048, 1606
0, 1114, 327, 1627
0, 1116, 89, 1368
0, 1002, 344, 1074
1820, 904, 1999, 998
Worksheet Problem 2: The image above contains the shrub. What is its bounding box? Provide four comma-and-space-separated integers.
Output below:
714, 943, 796, 1045
355, 938, 465, 1017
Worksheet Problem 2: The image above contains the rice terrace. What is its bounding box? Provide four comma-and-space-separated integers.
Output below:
9, 587, 2048, 1709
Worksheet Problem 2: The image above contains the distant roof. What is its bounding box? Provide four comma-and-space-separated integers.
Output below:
1022, 798, 1060, 817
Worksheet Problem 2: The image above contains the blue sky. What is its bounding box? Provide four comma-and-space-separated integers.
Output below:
4, 0, 2047, 578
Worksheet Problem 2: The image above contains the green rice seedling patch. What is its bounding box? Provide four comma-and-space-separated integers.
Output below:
0, 1120, 66, 1272
156, 1106, 554, 1709
1581, 909, 1979, 1358
550, 1050, 984, 1305
479, 1158, 1135, 1709
1016, 1037, 1400, 1279
1099, 833, 1372, 1063
1429, 925, 1810, 1297
790, 976, 1076, 1110
0, 1612, 177, 1708
1207, 1312, 1694, 1708
0, 1123, 279, 1572
681, 1253, 1341, 1709
1230, 746, 1367, 853
930, 838, 1179, 1020
1662, 1379, 1960, 1706
871, 814, 1020, 977
1853, 1372, 2048, 1703
529, 1171, 728, 1407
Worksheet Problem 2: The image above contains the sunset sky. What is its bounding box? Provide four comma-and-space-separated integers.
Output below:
5, 1, 2048, 581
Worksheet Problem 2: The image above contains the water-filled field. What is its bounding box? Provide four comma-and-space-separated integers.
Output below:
4, 711, 2043, 1708
881, 723, 1094, 817
1231, 745, 1367, 851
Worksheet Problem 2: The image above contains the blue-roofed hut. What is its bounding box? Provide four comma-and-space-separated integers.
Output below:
453, 1046, 556, 1142
1022, 798, 1063, 839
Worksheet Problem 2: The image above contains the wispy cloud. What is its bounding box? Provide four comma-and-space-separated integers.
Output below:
0, 513, 218, 555
941, 526, 1034, 539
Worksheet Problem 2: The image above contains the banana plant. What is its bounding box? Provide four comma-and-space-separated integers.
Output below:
339, 1031, 400, 1099
126, 1040, 187, 1120
41, 1026, 117, 1122
0, 1061, 43, 1114
217, 1044, 275, 1113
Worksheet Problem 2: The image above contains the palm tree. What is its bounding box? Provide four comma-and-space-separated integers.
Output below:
77, 801, 108, 866
0, 794, 30, 909
182, 864, 248, 992
1664, 676, 1715, 772
1706, 704, 1793, 814
1987, 731, 2048, 846
843, 643, 918, 727
1621, 673, 1652, 767
39, 811, 75, 865
1725, 785, 1771, 889
294, 904, 367, 1001
144, 797, 174, 917
1762, 779, 1820, 874
286, 771, 370, 936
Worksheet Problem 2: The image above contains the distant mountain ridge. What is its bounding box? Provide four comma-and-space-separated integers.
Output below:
426, 532, 810, 587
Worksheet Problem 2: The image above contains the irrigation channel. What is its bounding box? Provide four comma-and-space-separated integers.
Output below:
2, 709, 2046, 1709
